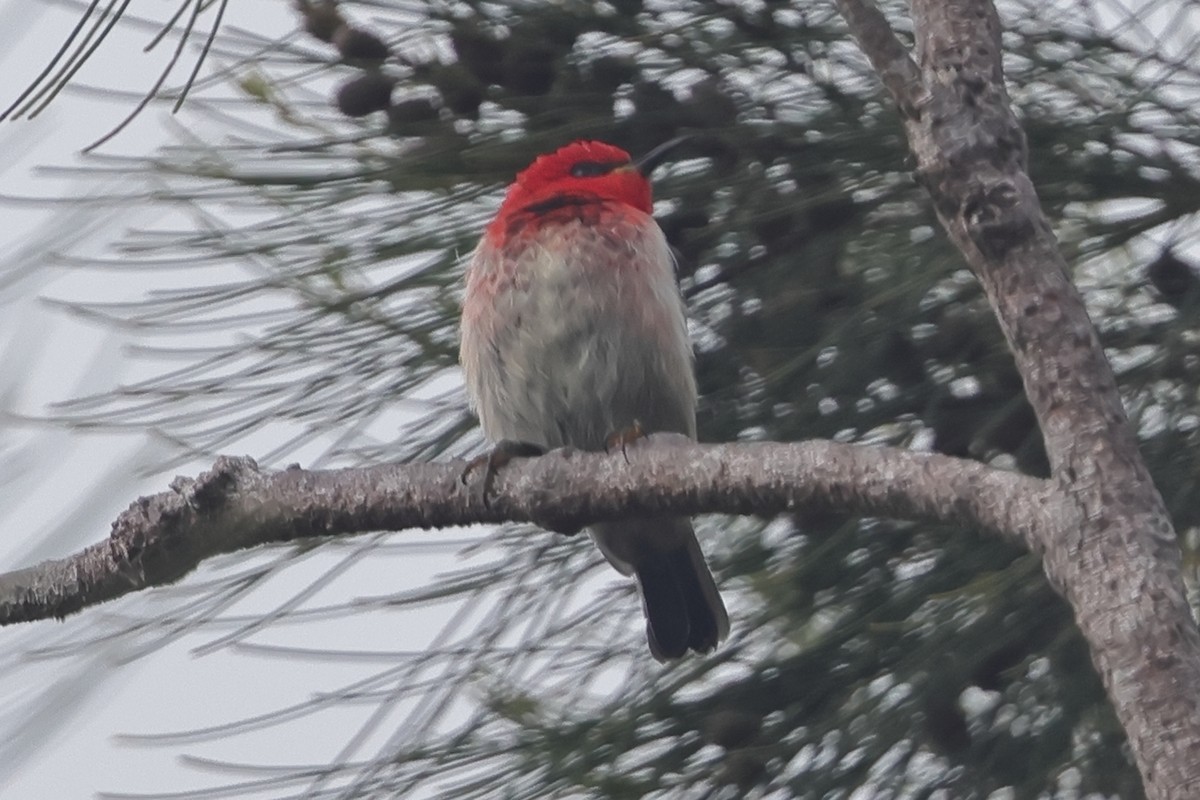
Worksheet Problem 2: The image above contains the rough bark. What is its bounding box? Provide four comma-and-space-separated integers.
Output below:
835, 0, 1200, 796
0, 439, 1056, 625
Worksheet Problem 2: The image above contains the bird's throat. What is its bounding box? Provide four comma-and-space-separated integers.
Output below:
495, 194, 618, 245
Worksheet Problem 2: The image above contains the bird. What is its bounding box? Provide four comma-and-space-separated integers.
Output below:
459, 139, 729, 660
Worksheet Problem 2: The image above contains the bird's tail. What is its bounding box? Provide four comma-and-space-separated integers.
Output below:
595, 520, 724, 662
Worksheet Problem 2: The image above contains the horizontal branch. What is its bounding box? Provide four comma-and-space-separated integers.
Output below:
0, 437, 1056, 625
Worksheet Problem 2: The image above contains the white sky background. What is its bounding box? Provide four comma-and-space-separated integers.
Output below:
0, 4, 475, 798
0, 5, 654, 799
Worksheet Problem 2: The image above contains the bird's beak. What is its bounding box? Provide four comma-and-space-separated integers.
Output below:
635, 135, 695, 177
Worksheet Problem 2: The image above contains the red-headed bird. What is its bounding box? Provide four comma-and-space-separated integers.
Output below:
460, 139, 729, 660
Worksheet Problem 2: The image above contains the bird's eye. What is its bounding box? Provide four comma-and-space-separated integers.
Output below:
569, 160, 625, 178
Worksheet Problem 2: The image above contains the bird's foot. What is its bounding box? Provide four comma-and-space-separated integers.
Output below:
605, 422, 647, 465
461, 439, 545, 507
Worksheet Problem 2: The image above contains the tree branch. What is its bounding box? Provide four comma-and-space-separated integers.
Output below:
0, 438, 1054, 626
836, 0, 1200, 796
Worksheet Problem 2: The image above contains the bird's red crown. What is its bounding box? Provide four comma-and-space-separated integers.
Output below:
497, 140, 654, 218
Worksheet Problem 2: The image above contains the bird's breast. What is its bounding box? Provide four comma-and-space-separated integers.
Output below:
461, 207, 697, 450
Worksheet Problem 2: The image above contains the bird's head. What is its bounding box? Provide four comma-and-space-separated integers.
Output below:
498, 138, 690, 217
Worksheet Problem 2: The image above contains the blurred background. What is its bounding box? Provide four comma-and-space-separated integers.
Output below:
1, 1, 1198, 797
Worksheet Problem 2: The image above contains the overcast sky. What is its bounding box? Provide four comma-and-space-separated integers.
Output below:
0, 5, 430, 797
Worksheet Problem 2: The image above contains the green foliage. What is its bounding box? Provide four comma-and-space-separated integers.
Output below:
20, 0, 1200, 797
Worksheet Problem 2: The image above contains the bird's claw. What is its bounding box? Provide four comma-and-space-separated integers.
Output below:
605, 422, 647, 465
461, 439, 545, 507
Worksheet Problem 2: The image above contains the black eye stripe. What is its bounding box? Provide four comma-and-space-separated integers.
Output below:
569, 160, 627, 178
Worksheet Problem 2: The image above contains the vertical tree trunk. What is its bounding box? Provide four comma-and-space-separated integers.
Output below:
836, 0, 1200, 795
